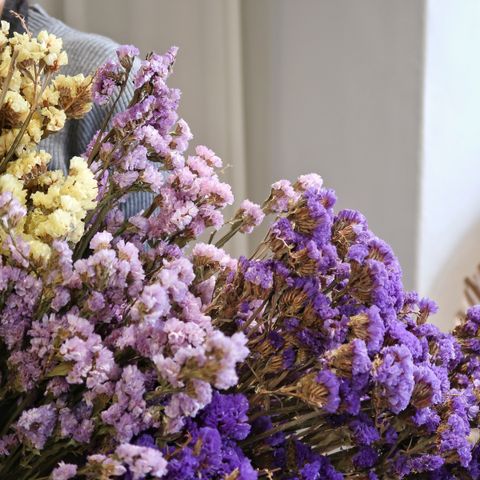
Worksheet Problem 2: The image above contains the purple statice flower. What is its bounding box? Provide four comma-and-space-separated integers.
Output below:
195, 145, 222, 168
269, 217, 300, 254
373, 345, 414, 414
236, 199, 265, 234
57, 315, 118, 396
58, 402, 94, 444
240, 257, 274, 291
412, 407, 441, 434
86, 454, 126, 477
271, 439, 342, 480
267, 331, 285, 350
349, 305, 385, 353
134, 46, 178, 88
349, 414, 380, 446
266, 179, 299, 213
411, 365, 442, 408
130, 283, 170, 324
171, 118, 193, 153
191, 242, 235, 272
338, 377, 363, 415
116, 44, 140, 69
333, 209, 369, 243
439, 415, 472, 468
315, 369, 341, 413
0, 434, 16, 456
0, 263, 43, 353
16, 404, 57, 450
141, 150, 233, 241
0, 191, 26, 227
418, 297, 438, 322
51, 462, 78, 480
352, 446, 378, 469
462, 304, 480, 337
92, 59, 124, 105
101, 365, 152, 442
294, 173, 324, 192
205, 331, 249, 390
157, 331, 247, 432
164, 414, 257, 480
163, 447, 199, 480
401, 454, 444, 477
292, 187, 334, 246
194, 427, 227, 477
113, 95, 156, 130
387, 320, 423, 360
116, 443, 167, 480
282, 347, 296, 369
198, 392, 251, 441
133, 124, 170, 158
296, 327, 326, 356
163, 380, 213, 433
347, 242, 369, 263
328, 338, 371, 380
350, 338, 371, 376
467, 443, 480, 479
438, 392, 474, 468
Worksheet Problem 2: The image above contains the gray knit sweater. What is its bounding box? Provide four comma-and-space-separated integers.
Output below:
29, 4, 148, 217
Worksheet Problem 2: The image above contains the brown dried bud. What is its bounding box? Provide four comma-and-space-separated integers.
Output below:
288, 201, 319, 235
295, 372, 331, 408
289, 247, 319, 277
278, 288, 309, 317
328, 344, 354, 378
348, 261, 374, 304
411, 381, 435, 409
349, 313, 370, 340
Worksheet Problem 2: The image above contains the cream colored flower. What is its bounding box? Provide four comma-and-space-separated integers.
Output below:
27, 238, 52, 262
62, 157, 98, 212
41, 105, 66, 133
0, 47, 13, 78
0, 21, 10, 48
0, 173, 26, 205
6, 150, 51, 178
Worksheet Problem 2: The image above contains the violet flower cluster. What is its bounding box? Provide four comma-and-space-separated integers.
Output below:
0, 42, 249, 480
208, 175, 480, 479
0, 31, 479, 480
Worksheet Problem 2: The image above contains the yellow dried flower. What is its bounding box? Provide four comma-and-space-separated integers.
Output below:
0, 21, 10, 48
0, 23, 99, 261
27, 115, 43, 145
0, 91, 30, 127
6, 150, 51, 179
11, 32, 45, 63
53, 74, 93, 119
35, 170, 63, 188
62, 156, 98, 212
41, 85, 60, 106
0, 46, 13, 78
33, 208, 76, 239
41, 105, 66, 133
27, 238, 51, 262
0, 173, 26, 205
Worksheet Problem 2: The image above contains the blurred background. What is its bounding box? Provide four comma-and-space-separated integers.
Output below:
35, 0, 480, 330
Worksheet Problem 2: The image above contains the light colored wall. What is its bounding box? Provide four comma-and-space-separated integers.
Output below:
241, 0, 425, 289
418, 0, 480, 329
